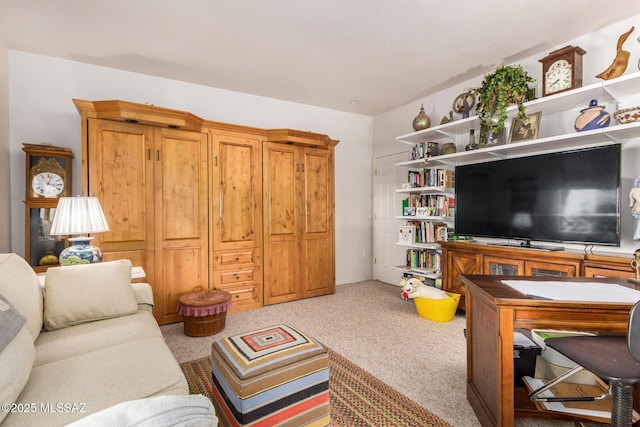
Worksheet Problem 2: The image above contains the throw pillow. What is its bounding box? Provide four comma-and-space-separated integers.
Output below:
43, 259, 138, 331
0, 294, 26, 352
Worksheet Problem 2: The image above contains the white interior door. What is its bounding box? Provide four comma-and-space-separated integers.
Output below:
373, 151, 408, 285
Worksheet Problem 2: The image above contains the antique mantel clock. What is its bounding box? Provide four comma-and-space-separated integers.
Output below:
539, 45, 586, 97
23, 143, 73, 271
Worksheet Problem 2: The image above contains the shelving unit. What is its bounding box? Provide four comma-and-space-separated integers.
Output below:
395, 71, 640, 166
393, 164, 454, 280
392, 71, 640, 284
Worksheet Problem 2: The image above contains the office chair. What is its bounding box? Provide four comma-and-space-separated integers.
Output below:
529, 300, 640, 426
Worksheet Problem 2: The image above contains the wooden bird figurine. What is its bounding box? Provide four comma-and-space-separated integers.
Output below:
596, 26, 634, 80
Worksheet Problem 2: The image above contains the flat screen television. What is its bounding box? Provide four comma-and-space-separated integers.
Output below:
454, 144, 621, 248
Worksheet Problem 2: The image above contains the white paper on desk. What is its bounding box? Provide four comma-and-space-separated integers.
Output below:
502, 280, 640, 303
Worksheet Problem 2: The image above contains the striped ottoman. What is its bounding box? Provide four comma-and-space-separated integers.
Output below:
210, 324, 329, 427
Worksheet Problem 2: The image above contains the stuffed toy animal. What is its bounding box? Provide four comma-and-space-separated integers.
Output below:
400, 278, 448, 300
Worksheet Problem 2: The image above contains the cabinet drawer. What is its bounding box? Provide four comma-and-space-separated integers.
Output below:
218, 284, 261, 312
213, 267, 257, 286
226, 285, 258, 303
584, 266, 635, 279
214, 249, 258, 268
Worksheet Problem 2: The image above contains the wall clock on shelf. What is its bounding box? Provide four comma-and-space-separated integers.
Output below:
539, 45, 586, 97
22, 143, 74, 271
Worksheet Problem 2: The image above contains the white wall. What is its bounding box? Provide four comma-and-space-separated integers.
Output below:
0, 40, 10, 252
374, 14, 640, 255
8, 52, 373, 284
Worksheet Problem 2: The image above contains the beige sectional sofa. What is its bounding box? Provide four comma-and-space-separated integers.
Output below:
0, 253, 216, 426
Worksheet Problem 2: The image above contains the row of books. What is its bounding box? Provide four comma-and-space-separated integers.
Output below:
406, 248, 441, 272
407, 194, 455, 217
407, 169, 454, 189
410, 142, 439, 160
405, 221, 453, 243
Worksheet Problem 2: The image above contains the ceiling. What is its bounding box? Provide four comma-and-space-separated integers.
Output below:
2, 1, 640, 116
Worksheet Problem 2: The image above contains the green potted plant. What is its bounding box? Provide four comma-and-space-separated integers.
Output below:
472, 64, 536, 143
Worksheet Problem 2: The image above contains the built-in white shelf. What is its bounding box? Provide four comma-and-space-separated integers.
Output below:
392, 265, 439, 279
396, 215, 453, 222
395, 71, 640, 166
395, 186, 454, 194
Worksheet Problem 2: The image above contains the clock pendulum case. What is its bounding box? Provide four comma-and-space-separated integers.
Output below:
22, 143, 74, 271
539, 45, 586, 97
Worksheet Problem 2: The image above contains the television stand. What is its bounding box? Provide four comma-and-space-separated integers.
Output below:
488, 240, 564, 252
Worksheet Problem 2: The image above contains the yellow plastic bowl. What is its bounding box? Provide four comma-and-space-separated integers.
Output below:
414, 292, 461, 322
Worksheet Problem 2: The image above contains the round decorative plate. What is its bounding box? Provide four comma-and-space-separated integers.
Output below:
453, 92, 476, 113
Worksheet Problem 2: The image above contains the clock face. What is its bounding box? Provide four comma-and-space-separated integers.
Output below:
32, 172, 65, 197
545, 59, 572, 94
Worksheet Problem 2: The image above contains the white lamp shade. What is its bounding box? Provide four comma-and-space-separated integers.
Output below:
50, 197, 110, 236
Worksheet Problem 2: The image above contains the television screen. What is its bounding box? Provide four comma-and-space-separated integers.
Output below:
454, 145, 621, 246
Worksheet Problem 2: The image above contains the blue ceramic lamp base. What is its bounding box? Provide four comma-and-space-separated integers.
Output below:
59, 237, 103, 265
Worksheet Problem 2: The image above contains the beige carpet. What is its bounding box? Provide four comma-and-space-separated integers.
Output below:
161, 280, 572, 427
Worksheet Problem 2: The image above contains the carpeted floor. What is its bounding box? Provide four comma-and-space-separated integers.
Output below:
161, 280, 573, 427
181, 345, 453, 427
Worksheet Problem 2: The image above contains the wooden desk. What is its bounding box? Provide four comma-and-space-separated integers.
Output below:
461, 275, 639, 427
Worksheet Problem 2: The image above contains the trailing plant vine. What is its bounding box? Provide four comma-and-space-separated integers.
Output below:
471, 64, 536, 142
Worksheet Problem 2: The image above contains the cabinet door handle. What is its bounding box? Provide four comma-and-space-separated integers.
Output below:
147, 149, 151, 160
156, 150, 160, 161
214, 156, 218, 166
301, 163, 305, 172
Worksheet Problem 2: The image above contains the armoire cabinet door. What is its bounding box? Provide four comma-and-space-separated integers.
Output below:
155, 128, 209, 324
263, 142, 301, 304
210, 133, 263, 311
301, 147, 335, 297
87, 119, 155, 285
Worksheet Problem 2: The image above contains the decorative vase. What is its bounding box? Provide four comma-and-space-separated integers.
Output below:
465, 129, 478, 151
574, 99, 611, 132
412, 104, 431, 131
440, 142, 457, 155
59, 237, 103, 265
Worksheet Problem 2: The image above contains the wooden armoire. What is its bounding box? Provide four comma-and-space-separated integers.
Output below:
73, 100, 338, 325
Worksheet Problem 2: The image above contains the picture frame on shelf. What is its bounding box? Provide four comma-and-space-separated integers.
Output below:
508, 112, 541, 144
404, 206, 416, 216
482, 129, 505, 147
416, 206, 431, 217
399, 226, 414, 245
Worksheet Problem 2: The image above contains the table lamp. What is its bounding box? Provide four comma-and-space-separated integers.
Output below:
49, 196, 110, 265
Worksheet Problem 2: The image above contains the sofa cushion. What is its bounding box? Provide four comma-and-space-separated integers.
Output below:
5, 336, 188, 426
66, 394, 218, 427
35, 310, 162, 366
0, 327, 35, 424
0, 253, 44, 341
43, 259, 138, 331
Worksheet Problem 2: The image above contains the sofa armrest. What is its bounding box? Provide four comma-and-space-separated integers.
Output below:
132, 283, 154, 312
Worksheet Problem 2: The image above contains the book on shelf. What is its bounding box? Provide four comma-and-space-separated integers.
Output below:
406, 168, 454, 189
407, 194, 455, 217
404, 221, 453, 244
406, 248, 441, 272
